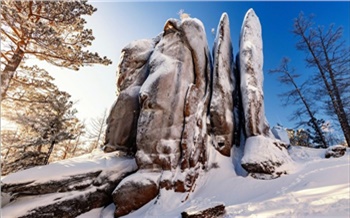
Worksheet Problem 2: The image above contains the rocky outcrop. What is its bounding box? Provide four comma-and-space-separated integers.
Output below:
111, 17, 212, 216
181, 203, 226, 218
104, 38, 159, 153
103, 9, 294, 216
210, 13, 235, 157
239, 9, 269, 138
325, 145, 346, 158
136, 19, 196, 171
239, 9, 293, 177
1, 152, 137, 218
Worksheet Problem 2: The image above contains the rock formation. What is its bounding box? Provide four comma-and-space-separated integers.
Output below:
111, 17, 212, 216
103, 9, 294, 216
103, 38, 159, 153
181, 203, 226, 218
210, 13, 235, 157
239, 9, 293, 179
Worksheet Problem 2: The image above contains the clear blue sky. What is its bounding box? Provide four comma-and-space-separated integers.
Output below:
43, 1, 349, 130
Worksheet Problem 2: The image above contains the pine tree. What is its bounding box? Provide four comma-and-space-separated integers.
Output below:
1, 65, 84, 174
1, 0, 112, 100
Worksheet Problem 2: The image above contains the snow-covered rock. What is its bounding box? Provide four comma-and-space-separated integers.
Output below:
1, 152, 137, 218
104, 38, 158, 153
241, 136, 293, 179
239, 9, 293, 177
109, 16, 213, 215
136, 16, 211, 182
325, 145, 347, 158
136, 19, 195, 171
210, 13, 235, 156
272, 125, 291, 146
181, 203, 226, 218
239, 8, 269, 137
112, 171, 161, 217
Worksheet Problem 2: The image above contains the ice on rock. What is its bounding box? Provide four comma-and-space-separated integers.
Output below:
210, 13, 235, 156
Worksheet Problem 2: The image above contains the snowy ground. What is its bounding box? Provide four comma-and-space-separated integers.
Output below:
2, 146, 349, 218
77, 146, 349, 218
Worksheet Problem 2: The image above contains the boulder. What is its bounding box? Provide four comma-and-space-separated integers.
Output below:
210, 13, 235, 157
241, 136, 292, 179
271, 125, 291, 146
325, 145, 346, 158
112, 172, 160, 217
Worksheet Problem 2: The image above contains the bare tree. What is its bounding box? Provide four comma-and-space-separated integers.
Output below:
87, 109, 108, 151
270, 58, 327, 147
293, 12, 350, 146
1, 0, 112, 100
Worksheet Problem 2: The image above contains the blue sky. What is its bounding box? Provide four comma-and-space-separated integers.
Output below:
41, 1, 349, 130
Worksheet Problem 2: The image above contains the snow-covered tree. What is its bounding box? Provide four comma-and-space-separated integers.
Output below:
1, 65, 84, 174
0, 0, 112, 100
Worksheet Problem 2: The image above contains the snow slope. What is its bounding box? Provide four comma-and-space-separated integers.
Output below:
1, 141, 348, 218
77, 146, 350, 217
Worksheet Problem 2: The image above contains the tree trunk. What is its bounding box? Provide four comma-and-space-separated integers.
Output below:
44, 140, 56, 165
1, 48, 24, 101
320, 37, 350, 146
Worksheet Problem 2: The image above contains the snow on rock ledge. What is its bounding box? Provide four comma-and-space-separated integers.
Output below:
1, 152, 137, 217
